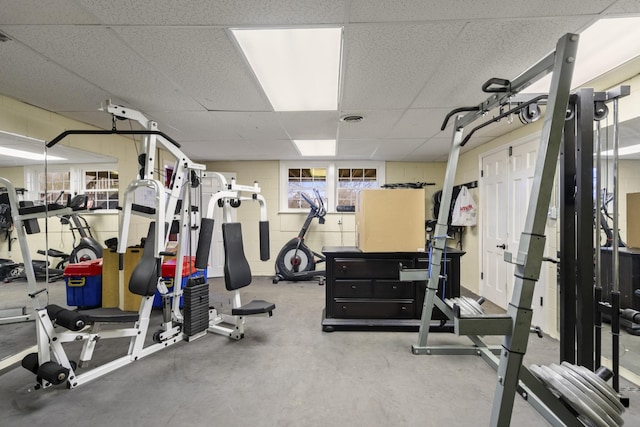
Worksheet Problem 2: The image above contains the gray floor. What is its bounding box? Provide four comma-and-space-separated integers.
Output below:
1, 277, 640, 427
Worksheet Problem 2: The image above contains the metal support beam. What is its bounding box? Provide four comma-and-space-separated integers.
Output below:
559, 100, 577, 364
575, 88, 595, 368
490, 33, 578, 426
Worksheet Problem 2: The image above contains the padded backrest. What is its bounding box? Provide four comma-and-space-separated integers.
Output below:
129, 222, 160, 296
222, 222, 252, 291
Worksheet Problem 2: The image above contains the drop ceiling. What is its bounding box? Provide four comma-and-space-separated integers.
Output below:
0, 0, 639, 165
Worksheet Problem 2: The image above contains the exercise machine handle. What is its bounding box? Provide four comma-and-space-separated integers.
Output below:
482, 77, 511, 93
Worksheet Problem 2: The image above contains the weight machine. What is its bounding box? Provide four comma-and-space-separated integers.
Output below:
14, 104, 274, 389
401, 32, 631, 426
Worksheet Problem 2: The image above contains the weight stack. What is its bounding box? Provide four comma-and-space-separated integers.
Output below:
183, 276, 210, 338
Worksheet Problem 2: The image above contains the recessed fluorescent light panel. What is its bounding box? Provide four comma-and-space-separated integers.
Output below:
523, 17, 640, 93
601, 144, 640, 157
231, 27, 342, 111
1, 147, 66, 161
293, 139, 336, 157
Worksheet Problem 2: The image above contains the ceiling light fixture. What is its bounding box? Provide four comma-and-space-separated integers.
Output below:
231, 27, 343, 111
1, 147, 66, 161
523, 17, 640, 93
292, 139, 336, 157
600, 144, 640, 157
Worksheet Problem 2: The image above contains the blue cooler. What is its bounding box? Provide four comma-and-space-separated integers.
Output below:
154, 256, 206, 308
64, 258, 102, 308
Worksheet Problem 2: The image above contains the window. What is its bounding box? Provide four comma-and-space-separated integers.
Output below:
25, 163, 119, 210
84, 169, 119, 209
287, 167, 327, 209
279, 161, 384, 212
337, 168, 378, 207
38, 171, 71, 204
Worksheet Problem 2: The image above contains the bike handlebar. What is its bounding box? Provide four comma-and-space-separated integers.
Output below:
301, 189, 326, 218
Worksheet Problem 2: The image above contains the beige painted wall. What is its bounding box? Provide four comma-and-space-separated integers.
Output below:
204, 160, 447, 276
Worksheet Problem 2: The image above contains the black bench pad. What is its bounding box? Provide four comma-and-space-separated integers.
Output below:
78, 307, 140, 323
231, 299, 275, 316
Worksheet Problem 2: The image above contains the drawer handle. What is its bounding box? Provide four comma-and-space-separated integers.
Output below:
392, 285, 397, 290
341, 265, 348, 272
342, 305, 347, 310
351, 285, 357, 289
401, 306, 407, 310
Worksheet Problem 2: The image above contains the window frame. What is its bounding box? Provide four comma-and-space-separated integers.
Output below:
279, 160, 385, 213
25, 163, 119, 212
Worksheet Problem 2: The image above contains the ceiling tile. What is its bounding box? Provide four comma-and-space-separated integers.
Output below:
3, 25, 203, 112
113, 27, 270, 112
412, 17, 592, 109
337, 139, 380, 158
0, 0, 101, 24
276, 111, 340, 140
389, 108, 453, 139
187, 139, 299, 161
341, 22, 466, 110
0, 41, 112, 112
149, 111, 288, 142
349, 0, 613, 22
78, 0, 346, 25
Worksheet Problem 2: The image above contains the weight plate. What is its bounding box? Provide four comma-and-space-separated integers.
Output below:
561, 362, 624, 414
549, 364, 623, 426
558, 364, 624, 418
538, 365, 612, 427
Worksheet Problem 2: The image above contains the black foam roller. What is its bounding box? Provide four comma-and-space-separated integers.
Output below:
21, 353, 39, 374
195, 218, 214, 269
55, 310, 87, 331
259, 221, 270, 261
37, 361, 69, 385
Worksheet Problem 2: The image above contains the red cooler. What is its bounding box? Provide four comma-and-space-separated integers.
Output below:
64, 258, 103, 308
154, 256, 206, 308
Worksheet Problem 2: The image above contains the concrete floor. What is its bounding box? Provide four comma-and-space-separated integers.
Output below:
1, 276, 640, 427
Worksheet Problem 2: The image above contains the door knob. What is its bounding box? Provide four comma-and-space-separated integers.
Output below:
496, 244, 506, 249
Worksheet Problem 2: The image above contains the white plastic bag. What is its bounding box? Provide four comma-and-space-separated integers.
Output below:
451, 186, 477, 226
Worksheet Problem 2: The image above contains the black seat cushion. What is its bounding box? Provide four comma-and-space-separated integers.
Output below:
232, 300, 275, 316
78, 307, 139, 323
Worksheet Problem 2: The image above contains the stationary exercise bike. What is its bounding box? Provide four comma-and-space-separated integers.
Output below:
58, 194, 103, 264
273, 189, 326, 284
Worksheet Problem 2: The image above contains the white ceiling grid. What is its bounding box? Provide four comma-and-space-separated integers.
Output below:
0, 0, 639, 165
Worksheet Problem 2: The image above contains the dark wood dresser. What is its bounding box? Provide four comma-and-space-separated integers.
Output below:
321, 246, 464, 332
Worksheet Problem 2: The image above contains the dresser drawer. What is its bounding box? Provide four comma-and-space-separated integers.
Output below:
373, 281, 414, 299
334, 258, 414, 279
332, 300, 415, 319
333, 280, 373, 298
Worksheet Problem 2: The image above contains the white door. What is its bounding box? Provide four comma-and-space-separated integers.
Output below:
481, 150, 509, 307
481, 137, 549, 330
508, 141, 547, 330
200, 172, 236, 277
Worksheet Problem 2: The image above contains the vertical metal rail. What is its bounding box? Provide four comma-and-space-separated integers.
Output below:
575, 88, 595, 369
490, 34, 578, 426
413, 126, 464, 349
594, 118, 603, 369
559, 101, 577, 364
611, 97, 621, 392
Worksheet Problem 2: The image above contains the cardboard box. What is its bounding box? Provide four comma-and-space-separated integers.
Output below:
627, 192, 640, 248
355, 189, 425, 252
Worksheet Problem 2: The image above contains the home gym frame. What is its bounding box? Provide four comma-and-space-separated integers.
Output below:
401, 33, 584, 426
7, 104, 274, 389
